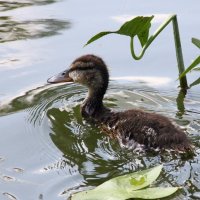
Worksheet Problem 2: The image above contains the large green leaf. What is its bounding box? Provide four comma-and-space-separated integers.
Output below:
179, 56, 200, 79
84, 16, 154, 47
70, 165, 178, 200
96, 164, 162, 192
192, 38, 200, 49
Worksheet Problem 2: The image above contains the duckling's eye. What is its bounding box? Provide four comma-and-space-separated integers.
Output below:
61, 70, 70, 76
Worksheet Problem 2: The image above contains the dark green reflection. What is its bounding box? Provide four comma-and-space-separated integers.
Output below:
47, 106, 134, 186
0, 0, 59, 12
0, 17, 71, 43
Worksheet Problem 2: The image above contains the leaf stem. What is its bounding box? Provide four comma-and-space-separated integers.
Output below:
130, 14, 188, 88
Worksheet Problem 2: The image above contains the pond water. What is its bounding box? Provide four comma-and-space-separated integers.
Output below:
0, 0, 200, 200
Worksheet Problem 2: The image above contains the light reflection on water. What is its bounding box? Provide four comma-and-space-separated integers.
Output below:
0, 82, 200, 199
0, 0, 59, 12
0, 17, 70, 43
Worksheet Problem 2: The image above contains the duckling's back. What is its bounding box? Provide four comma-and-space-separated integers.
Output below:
100, 109, 191, 152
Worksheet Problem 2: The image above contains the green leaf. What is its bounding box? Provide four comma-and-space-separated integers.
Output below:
192, 38, 200, 49
84, 31, 113, 46
190, 77, 200, 88
137, 17, 154, 47
71, 165, 166, 200
96, 164, 162, 192
84, 16, 154, 47
138, 28, 150, 47
179, 56, 200, 79
117, 16, 153, 47
129, 187, 179, 199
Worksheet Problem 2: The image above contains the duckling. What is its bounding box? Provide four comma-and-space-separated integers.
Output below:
47, 55, 192, 152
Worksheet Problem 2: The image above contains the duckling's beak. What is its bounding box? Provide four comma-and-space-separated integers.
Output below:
47, 69, 73, 84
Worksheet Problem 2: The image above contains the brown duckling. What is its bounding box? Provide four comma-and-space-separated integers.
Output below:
47, 55, 192, 152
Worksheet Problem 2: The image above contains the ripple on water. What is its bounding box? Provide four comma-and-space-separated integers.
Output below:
0, 82, 200, 199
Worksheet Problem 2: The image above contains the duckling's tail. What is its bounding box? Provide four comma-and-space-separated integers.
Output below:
158, 129, 193, 155
163, 138, 194, 157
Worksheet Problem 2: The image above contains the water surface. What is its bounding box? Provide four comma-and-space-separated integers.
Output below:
0, 0, 200, 199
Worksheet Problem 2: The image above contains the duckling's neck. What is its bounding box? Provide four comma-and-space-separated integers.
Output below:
81, 87, 108, 118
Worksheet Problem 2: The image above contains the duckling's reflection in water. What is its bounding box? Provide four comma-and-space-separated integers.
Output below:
47, 106, 139, 186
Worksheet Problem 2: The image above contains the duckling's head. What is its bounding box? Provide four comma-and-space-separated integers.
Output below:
48, 55, 109, 95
